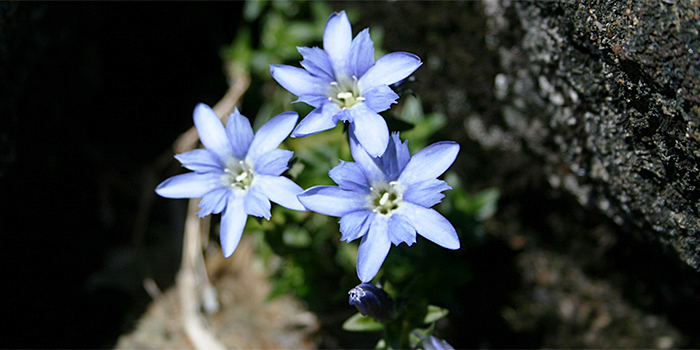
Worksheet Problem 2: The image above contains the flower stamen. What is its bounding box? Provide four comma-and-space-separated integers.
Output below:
222, 158, 255, 190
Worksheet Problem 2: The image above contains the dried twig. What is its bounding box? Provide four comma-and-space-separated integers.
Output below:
176, 64, 251, 350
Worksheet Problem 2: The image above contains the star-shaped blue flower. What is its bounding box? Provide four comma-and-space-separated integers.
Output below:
270, 11, 422, 157
297, 133, 460, 282
156, 104, 306, 257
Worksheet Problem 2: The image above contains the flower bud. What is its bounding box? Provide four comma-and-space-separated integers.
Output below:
348, 283, 395, 321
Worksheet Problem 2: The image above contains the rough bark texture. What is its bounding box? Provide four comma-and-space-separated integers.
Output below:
481, 0, 700, 271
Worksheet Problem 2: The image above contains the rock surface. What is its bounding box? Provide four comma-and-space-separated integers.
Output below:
480, 0, 700, 271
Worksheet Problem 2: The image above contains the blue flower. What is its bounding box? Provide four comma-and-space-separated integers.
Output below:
270, 11, 422, 157
156, 104, 306, 257
298, 132, 460, 282
348, 283, 395, 321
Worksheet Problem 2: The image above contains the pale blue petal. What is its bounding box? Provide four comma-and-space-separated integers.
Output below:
334, 109, 351, 122
361, 85, 399, 113
155, 172, 223, 199
398, 141, 459, 186
403, 178, 451, 208
254, 174, 306, 211
348, 28, 374, 77
270, 64, 329, 97
298, 46, 334, 81
193, 104, 231, 162
402, 202, 460, 249
349, 130, 386, 184
323, 11, 352, 77
246, 111, 297, 164
372, 133, 407, 181
225, 108, 254, 160
358, 52, 422, 91
295, 94, 329, 108
198, 188, 230, 216
388, 214, 417, 246
348, 104, 389, 157
254, 149, 293, 176
394, 133, 411, 171
356, 217, 391, 283
298, 186, 366, 217
339, 210, 373, 242
220, 194, 247, 258
292, 102, 341, 137
175, 149, 222, 173
329, 160, 370, 193
245, 186, 271, 219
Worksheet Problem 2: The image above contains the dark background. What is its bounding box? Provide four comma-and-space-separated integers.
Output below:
1, 3, 244, 348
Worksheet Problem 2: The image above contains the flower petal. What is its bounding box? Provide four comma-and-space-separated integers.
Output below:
220, 194, 247, 258
246, 111, 297, 164
349, 130, 386, 184
403, 178, 451, 208
323, 11, 352, 77
225, 108, 254, 160
194, 103, 231, 162
348, 28, 374, 77
292, 102, 341, 137
270, 64, 329, 97
339, 210, 373, 242
175, 149, 222, 173
329, 160, 370, 193
358, 52, 422, 91
244, 186, 272, 219
402, 202, 460, 250
298, 46, 334, 81
295, 94, 329, 108
155, 172, 223, 199
254, 174, 306, 211
361, 85, 399, 113
398, 141, 459, 185
373, 133, 408, 181
297, 185, 366, 217
388, 214, 417, 246
348, 104, 389, 157
198, 188, 230, 216
254, 149, 293, 176
356, 217, 391, 282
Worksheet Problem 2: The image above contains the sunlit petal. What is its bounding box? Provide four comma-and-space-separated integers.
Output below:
402, 202, 460, 250
298, 186, 365, 216
155, 172, 222, 199
398, 141, 459, 186
356, 217, 391, 282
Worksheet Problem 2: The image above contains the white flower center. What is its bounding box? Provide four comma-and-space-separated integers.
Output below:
328, 75, 365, 109
221, 157, 254, 190
367, 181, 403, 217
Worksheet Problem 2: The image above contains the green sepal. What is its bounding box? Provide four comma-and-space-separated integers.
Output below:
423, 305, 449, 324
342, 312, 386, 332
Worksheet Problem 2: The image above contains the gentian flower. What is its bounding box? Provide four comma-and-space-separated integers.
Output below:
348, 283, 395, 321
298, 132, 460, 282
156, 104, 305, 257
270, 11, 422, 157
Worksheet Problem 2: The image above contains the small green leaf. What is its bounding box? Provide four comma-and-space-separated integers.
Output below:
423, 305, 449, 324
342, 312, 385, 332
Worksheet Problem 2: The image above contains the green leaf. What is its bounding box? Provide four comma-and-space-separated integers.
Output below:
342, 312, 386, 332
423, 305, 449, 324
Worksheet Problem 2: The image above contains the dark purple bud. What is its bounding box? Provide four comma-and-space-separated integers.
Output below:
348, 283, 395, 321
